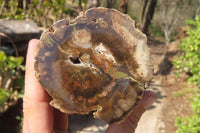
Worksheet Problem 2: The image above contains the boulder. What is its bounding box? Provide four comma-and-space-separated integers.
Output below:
0, 20, 41, 56
0, 20, 40, 43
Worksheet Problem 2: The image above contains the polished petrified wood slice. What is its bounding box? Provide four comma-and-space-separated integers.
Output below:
34, 7, 153, 124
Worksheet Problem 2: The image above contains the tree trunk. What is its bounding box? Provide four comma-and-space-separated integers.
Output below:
23, 0, 26, 19
162, 0, 179, 46
97, 0, 100, 6
141, 0, 157, 34
79, 0, 83, 10
140, 0, 148, 24
107, 0, 117, 8
163, 2, 170, 46
119, 0, 128, 14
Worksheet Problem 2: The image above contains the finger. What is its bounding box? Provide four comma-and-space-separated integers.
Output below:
53, 109, 68, 131
106, 91, 157, 133
138, 90, 157, 110
123, 91, 157, 131
23, 39, 54, 133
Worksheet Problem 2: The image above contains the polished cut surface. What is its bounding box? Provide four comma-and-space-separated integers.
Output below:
34, 7, 153, 124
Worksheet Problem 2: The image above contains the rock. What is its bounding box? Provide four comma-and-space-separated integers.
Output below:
0, 20, 41, 56
0, 20, 41, 43
166, 40, 181, 53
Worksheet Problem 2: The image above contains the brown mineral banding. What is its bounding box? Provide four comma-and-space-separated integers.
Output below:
34, 7, 153, 124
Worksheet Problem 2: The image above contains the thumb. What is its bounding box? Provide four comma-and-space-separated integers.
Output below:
106, 91, 157, 133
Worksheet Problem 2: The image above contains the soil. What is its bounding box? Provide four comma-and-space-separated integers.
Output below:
0, 36, 194, 133
136, 37, 194, 133
149, 38, 194, 133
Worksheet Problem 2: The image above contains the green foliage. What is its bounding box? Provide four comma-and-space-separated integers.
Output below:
50, 0, 68, 20
175, 90, 200, 133
0, 88, 9, 105
173, 15, 200, 85
0, 0, 74, 27
173, 15, 200, 133
16, 115, 23, 132
9, 0, 18, 17
0, 51, 24, 112
149, 25, 165, 38
0, 0, 24, 19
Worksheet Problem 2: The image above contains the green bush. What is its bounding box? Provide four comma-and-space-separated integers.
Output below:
173, 15, 200, 85
0, 0, 75, 27
0, 51, 24, 113
175, 90, 200, 133
173, 15, 200, 133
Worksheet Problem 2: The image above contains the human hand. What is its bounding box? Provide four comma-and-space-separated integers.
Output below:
23, 39, 157, 133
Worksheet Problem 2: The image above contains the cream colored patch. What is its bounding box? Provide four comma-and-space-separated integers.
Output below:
72, 29, 92, 48
135, 39, 153, 81
95, 42, 117, 63
112, 15, 153, 81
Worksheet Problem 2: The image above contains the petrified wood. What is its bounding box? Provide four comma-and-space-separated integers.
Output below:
34, 7, 153, 124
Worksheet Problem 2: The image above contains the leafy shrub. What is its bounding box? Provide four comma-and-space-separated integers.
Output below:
173, 15, 200, 133
175, 90, 200, 133
0, 0, 24, 20
173, 15, 200, 85
0, 0, 76, 27
0, 51, 24, 113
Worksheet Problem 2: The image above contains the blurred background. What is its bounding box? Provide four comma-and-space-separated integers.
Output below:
0, 0, 199, 133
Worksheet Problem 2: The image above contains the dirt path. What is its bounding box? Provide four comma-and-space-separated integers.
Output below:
135, 77, 166, 133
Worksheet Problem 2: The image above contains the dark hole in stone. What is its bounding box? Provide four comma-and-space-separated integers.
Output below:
92, 18, 97, 23
49, 26, 55, 33
70, 57, 81, 64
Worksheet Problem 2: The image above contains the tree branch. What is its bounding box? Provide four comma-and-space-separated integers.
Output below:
0, 0, 6, 16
